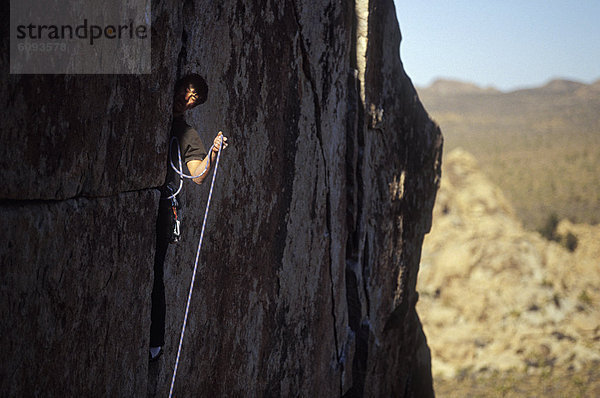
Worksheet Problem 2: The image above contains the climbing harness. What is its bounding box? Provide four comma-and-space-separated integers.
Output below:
167, 134, 225, 398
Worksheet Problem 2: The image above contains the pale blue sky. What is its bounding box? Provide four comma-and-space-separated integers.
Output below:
394, 1, 600, 91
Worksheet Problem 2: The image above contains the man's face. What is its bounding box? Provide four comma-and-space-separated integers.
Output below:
173, 84, 199, 114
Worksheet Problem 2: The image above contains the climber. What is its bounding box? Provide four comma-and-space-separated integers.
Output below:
150, 74, 228, 362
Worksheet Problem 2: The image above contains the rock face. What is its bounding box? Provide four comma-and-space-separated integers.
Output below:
1, 1, 442, 396
418, 148, 600, 379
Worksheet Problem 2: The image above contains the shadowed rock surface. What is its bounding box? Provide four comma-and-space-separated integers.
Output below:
1, 0, 441, 396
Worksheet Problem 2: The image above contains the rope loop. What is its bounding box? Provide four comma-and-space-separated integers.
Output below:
164, 136, 214, 200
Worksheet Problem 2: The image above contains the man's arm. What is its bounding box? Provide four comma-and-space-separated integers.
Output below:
187, 132, 228, 185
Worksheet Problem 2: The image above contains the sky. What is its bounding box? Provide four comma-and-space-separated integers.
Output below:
393, 1, 600, 91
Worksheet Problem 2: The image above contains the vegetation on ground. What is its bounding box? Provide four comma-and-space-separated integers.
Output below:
418, 79, 600, 396
538, 212, 579, 251
417, 79, 600, 231
433, 363, 600, 398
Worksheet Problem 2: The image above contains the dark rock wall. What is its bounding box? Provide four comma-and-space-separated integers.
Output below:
0, 0, 442, 397
1, 192, 157, 396
359, 2, 441, 396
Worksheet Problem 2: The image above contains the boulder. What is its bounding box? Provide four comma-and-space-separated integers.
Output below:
418, 148, 600, 379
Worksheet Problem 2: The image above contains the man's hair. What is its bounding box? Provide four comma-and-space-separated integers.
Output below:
174, 74, 208, 107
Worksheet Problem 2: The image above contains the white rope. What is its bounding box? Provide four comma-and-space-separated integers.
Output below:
168, 135, 224, 398
164, 136, 212, 200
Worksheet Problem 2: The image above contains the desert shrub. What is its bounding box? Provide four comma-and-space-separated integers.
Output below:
538, 213, 559, 242
562, 232, 578, 252
578, 290, 592, 306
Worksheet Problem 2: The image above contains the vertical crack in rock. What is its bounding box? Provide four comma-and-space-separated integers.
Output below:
361, 234, 370, 318
343, 1, 370, 396
176, 28, 188, 79
290, 0, 341, 366
355, 0, 369, 103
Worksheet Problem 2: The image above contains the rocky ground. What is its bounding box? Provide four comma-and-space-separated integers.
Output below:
417, 148, 600, 396
434, 363, 600, 398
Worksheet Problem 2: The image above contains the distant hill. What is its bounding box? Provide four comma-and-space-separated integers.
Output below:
424, 79, 500, 95
417, 78, 600, 229
530, 78, 586, 93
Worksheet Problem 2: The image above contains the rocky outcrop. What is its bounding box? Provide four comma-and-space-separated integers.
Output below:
1, 0, 441, 396
418, 149, 600, 379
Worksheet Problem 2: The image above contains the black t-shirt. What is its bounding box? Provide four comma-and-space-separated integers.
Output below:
162, 115, 207, 197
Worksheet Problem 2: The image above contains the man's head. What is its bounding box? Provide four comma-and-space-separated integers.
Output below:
173, 74, 208, 115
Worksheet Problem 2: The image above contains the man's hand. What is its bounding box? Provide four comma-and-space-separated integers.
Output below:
212, 131, 229, 153
188, 132, 229, 185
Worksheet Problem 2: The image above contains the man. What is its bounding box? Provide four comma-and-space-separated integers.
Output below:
150, 74, 228, 361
